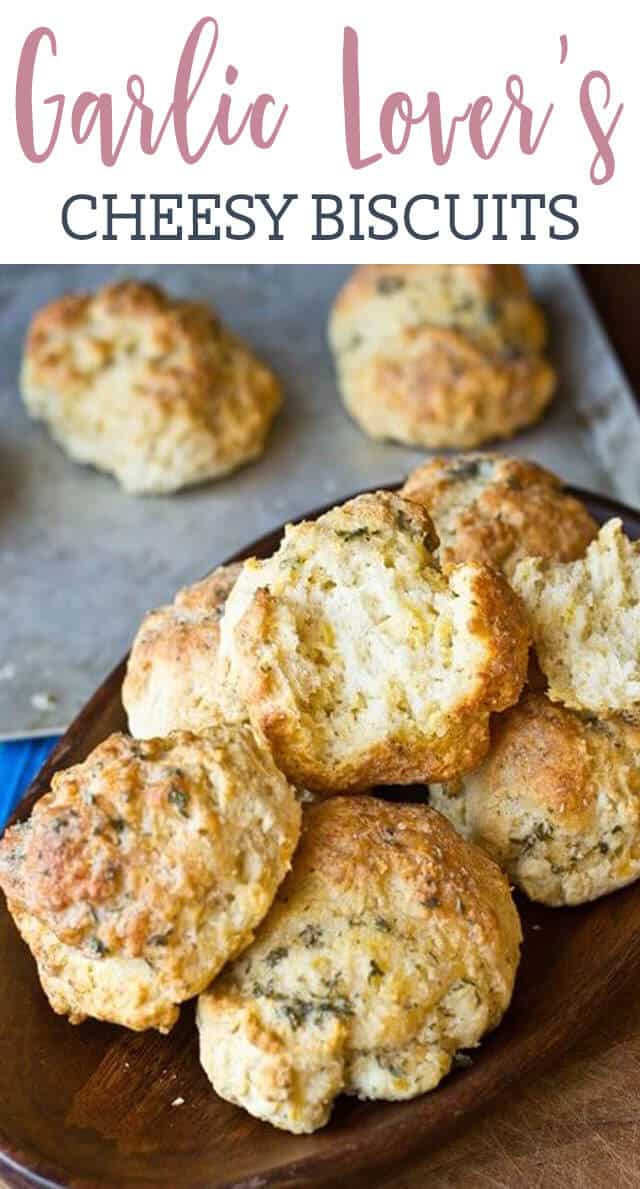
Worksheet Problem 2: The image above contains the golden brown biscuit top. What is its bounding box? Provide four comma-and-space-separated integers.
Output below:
126, 563, 243, 675
331, 264, 546, 361
333, 264, 529, 312
480, 693, 640, 827
314, 488, 440, 554
172, 563, 243, 618
0, 725, 293, 962
24, 280, 271, 422
200, 791, 521, 1133
402, 455, 598, 574
283, 796, 515, 950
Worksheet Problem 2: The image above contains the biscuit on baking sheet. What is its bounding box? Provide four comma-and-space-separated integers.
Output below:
20, 281, 282, 494
0, 725, 300, 1033
216, 491, 530, 792
431, 692, 640, 906
402, 454, 597, 578
197, 796, 521, 1134
123, 562, 242, 739
513, 519, 640, 720
328, 265, 556, 449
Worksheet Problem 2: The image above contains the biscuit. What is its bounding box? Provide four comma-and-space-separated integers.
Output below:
402, 454, 597, 577
197, 796, 521, 1133
123, 562, 242, 738
513, 519, 640, 719
0, 725, 301, 1032
216, 491, 530, 792
328, 265, 556, 448
21, 281, 282, 494
431, 693, 640, 906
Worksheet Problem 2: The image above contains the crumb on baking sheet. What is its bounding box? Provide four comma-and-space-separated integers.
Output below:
30, 692, 58, 711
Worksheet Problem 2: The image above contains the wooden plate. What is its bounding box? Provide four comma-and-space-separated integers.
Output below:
1, 487, 640, 1189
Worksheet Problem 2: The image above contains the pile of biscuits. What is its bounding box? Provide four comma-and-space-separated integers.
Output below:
3, 266, 638, 1138
3, 447, 639, 1136
0, 481, 530, 1134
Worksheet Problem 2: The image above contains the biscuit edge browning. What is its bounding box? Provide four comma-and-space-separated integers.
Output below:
197, 796, 522, 1133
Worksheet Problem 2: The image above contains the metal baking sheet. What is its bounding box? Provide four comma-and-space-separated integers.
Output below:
1, 264, 639, 739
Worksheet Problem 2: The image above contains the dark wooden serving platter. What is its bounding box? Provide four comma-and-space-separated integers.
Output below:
1, 486, 640, 1189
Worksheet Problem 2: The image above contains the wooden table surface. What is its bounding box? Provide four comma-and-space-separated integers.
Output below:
1, 266, 637, 1189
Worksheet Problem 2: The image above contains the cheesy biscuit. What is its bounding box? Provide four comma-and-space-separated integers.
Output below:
21, 280, 282, 494
431, 693, 640, 906
216, 491, 530, 792
197, 796, 521, 1134
0, 725, 300, 1032
123, 563, 242, 738
329, 265, 555, 449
